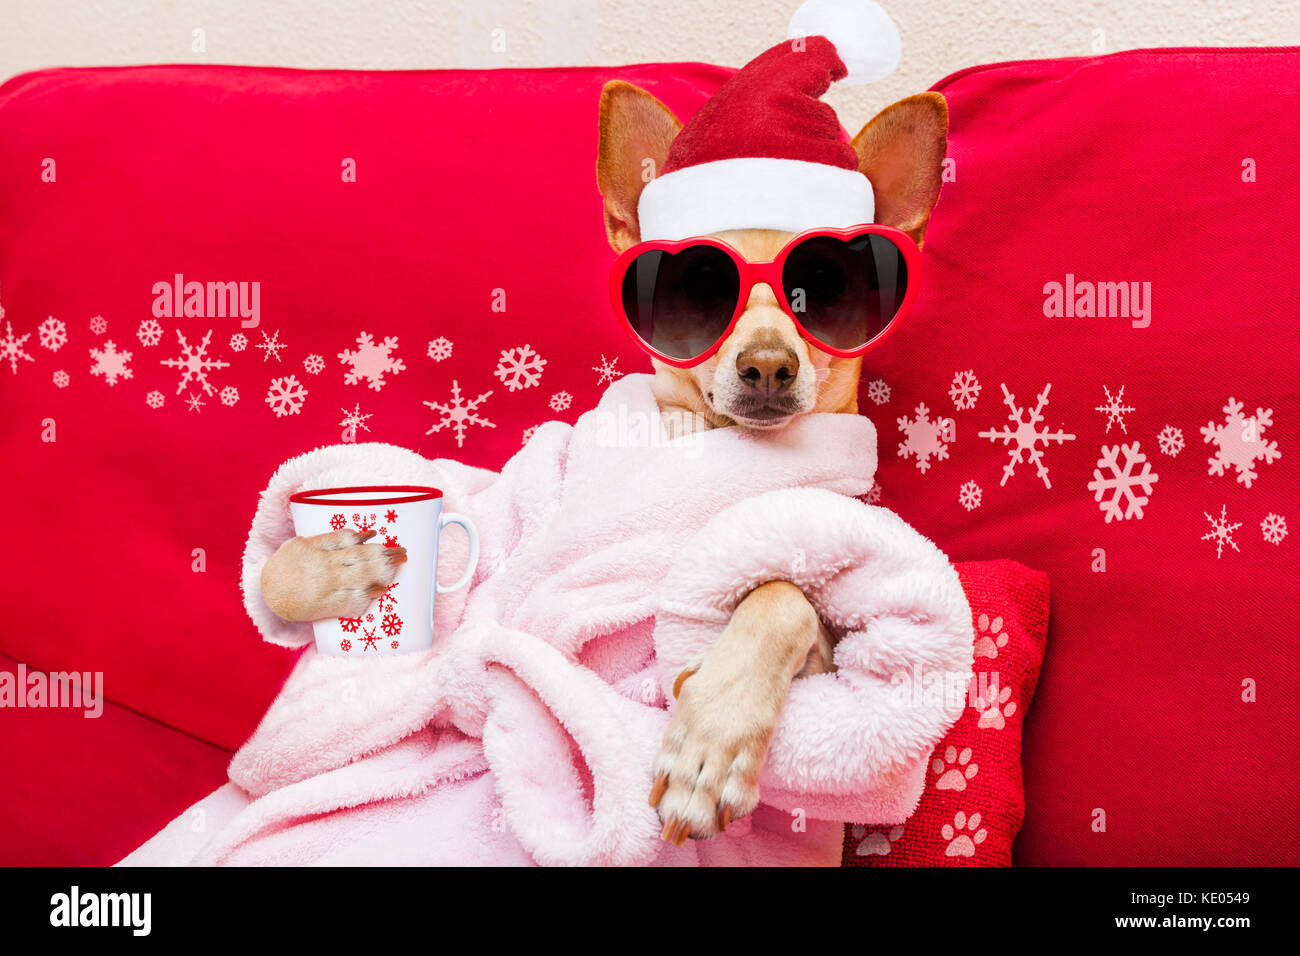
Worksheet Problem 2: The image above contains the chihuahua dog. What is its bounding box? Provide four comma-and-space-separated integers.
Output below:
260, 79, 946, 847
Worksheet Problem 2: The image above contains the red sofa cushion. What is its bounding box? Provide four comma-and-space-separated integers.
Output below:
862, 48, 1299, 864
0, 652, 232, 866
844, 560, 1049, 866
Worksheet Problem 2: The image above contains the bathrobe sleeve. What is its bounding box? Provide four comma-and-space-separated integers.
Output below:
240, 441, 501, 648
651, 487, 975, 826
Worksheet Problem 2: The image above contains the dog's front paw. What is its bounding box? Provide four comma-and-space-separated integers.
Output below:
649, 665, 778, 844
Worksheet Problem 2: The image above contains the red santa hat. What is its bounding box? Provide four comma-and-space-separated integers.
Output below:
637, 0, 901, 241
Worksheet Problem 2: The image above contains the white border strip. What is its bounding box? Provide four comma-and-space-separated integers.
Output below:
637, 157, 875, 240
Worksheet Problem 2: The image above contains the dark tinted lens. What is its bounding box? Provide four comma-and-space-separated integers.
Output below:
621, 245, 740, 361
781, 234, 908, 351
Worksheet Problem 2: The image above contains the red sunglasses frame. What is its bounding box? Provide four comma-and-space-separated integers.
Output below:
608, 224, 921, 369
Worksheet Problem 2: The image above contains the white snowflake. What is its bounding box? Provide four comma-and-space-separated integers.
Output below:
302, 353, 325, 375
1202, 505, 1241, 558
1087, 442, 1158, 522
1094, 384, 1135, 433
186, 392, 205, 413
1200, 397, 1280, 489
1261, 513, 1287, 545
522, 424, 539, 445
146, 390, 164, 409
1157, 425, 1185, 457
340, 332, 405, 390
949, 370, 981, 410
265, 374, 308, 417
220, 385, 240, 407
427, 337, 453, 362
862, 482, 883, 505
959, 480, 982, 511
340, 403, 373, 434
549, 390, 572, 412
978, 383, 1076, 488
39, 316, 67, 351
229, 332, 248, 352
52, 369, 69, 388
897, 403, 951, 473
89, 340, 134, 386
89, 315, 107, 335
423, 380, 495, 447
136, 318, 163, 348
255, 329, 287, 363
592, 354, 622, 386
1, 320, 34, 374
160, 329, 229, 395
866, 378, 891, 406
494, 344, 547, 391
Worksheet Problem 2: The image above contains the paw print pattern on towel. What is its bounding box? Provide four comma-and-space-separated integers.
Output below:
972, 613, 1008, 659
850, 824, 905, 857
942, 811, 987, 857
932, 745, 978, 791
975, 683, 1017, 730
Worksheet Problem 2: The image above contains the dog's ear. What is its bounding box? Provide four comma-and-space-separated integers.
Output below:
597, 81, 682, 252
851, 92, 949, 248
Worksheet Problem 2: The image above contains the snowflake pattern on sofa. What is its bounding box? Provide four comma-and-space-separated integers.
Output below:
592, 354, 621, 385
1, 321, 34, 374
136, 318, 163, 348
549, 391, 572, 412
977, 383, 1075, 488
897, 403, 951, 473
948, 370, 981, 410
265, 374, 308, 417
1087, 442, 1158, 522
160, 329, 229, 395
424, 380, 495, 447
1201, 505, 1241, 558
145, 390, 164, 409
1200, 397, 1280, 488
959, 480, 982, 511
255, 329, 287, 363
89, 340, 134, 386
1157, 424, 1184, 457
339, 332, 405, 390
339, 403, 372, 435
89, 315, 107, 335
220, 385, 240, 407
1094, 384, 1134, 433
1260, 513, 1287, 545
302, 353, 325, 375
52, 369, 69, 388
494, 344, 547, 391
427, 336, 453, 362
865, 378, 891, 406
39, 316, 67, 351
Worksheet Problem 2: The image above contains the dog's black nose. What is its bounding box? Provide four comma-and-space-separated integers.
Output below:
736, 345, 798, 396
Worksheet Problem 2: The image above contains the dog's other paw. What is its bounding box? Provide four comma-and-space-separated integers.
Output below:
648, 664, 778, 844
261, 529, 407, 622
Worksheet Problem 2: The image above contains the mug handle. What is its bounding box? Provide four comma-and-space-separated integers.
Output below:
436, 512, 479, 594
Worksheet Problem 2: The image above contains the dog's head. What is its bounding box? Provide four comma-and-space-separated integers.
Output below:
597, 81, 947, 431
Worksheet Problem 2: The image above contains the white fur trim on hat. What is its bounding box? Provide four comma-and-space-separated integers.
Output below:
787, 0, 902, 86
637, 157, 874, 241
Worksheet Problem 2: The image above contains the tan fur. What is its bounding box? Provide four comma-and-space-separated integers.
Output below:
259, 76, 946, 847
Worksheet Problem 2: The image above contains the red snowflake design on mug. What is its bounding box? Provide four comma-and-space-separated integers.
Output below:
381, 613, 403, 637
360, 627, 380, 652
340, 638, 352, 652
339, 616, 361, 633
330, 513, 347, 531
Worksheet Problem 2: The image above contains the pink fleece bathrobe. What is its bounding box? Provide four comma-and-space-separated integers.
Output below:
122, 374, 973, 866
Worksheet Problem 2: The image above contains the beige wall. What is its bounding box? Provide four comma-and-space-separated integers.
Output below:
3, 0, 1298, 124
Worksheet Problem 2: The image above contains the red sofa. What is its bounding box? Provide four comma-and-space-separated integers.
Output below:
1, 48, 1296, 865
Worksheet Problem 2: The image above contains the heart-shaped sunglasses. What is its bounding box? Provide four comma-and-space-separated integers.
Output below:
609, 225, 920, 368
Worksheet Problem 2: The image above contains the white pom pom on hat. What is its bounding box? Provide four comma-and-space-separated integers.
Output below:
787, 0, 902, 85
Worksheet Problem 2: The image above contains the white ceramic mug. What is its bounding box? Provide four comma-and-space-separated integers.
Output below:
288, 485, 478, 657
